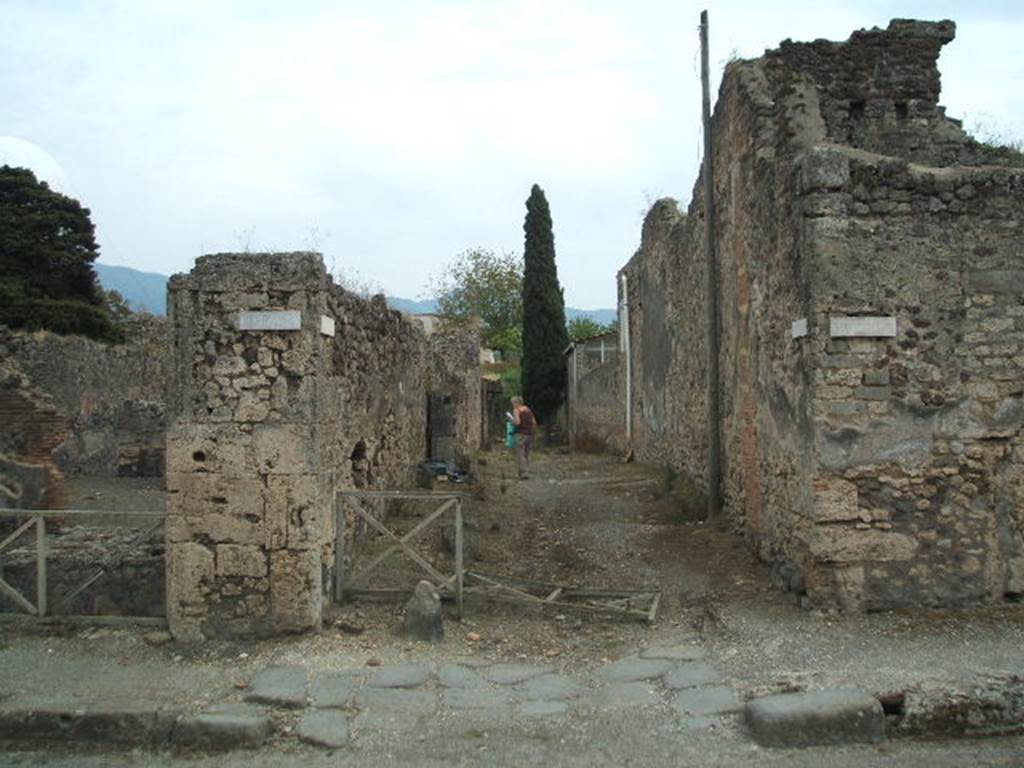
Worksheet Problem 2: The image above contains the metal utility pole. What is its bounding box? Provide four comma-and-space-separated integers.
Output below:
700, 9, 722, 521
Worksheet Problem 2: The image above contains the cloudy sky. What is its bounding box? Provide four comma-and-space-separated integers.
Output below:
2, 1, 1022, 308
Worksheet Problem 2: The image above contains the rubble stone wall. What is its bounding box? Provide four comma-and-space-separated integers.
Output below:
567, 334, 625, 453
0, 318, 169, 478
617, 19, 1024, 610
427, 328, 483, 462
165, 252, 468, 640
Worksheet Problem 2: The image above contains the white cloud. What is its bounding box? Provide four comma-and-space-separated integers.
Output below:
2, 0, 1022, 306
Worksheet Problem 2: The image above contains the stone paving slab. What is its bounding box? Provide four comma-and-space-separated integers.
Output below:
442, 689, 513, 719
744, 689, 885, 748
511, 673, 584, 702
438, 664, 490, 689
351, 711, 420, 733
367, 664, 433, 689
484, 663, 553, 685
355, 688, 438, 716
297, 709, 350, 749
640, 645, 706, 662
672, 686, 741, 717
593, 657, 675, 683
662, 662, 722, 690
311, 672, 358, 708
173, 704, 272, 750
244, 665, 308, 708
584, 682, 662, 710
517, 700, 569, 719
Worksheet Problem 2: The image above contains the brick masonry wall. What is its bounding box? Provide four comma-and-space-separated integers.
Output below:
0, 363, 69, 510
617, 19, 1024, 610
0, 317, 169, 477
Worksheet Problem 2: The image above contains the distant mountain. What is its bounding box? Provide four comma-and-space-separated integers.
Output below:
386, 297, 438, 314
564, 306, 617, 326
93, 264, 617, 326
94, 263, 169, 315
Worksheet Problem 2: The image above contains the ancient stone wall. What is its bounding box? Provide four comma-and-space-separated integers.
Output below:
617, 19, 1024, 610
427, 327, 483, 463
0, 317, 169, 478
164, 253, 462, 639
566, 333, 625, 453
0, 363, 68, 510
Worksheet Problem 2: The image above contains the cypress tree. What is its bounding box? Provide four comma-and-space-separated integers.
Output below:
520, 184, 569, 424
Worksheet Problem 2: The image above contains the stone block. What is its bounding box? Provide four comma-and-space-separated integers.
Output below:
798, 146, 851, 192
812, 478, 859, 522
269, 549, 322, 633
265, 474, 326, 550
297, 709, 348, 748
744, 689, 884, 747
399, 581, 444, 643
245, 665, 309, 708
253, 424, 316, 474
166, 541, 215, 641
216, 544, 268, 578
810, 527, 918, 562
165, 424, 257, 476
166, 472, 266, 545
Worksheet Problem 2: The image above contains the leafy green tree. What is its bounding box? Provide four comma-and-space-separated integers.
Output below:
0, 165, 119, 340
567, 316, 607, 342
428, 248, 523, 356
521, 184, 569, 423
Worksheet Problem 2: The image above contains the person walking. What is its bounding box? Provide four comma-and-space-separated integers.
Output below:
510, 396, 536, 479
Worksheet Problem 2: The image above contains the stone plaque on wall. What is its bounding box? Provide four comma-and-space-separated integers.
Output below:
238, 310, 302, 331
829, 316, 896, 338
791, 318, 808, 339
319, 315, 336, 337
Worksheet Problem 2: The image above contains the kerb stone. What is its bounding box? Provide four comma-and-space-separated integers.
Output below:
744, 689, 885, 747
173, 704, 272, 750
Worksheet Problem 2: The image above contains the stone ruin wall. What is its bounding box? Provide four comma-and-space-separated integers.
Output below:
164, 252, 482, 640
0, 317, 169, 480
618, 19, 1024, 610
427, 327, 484, 463
0, 361, 69, 511
567, 334, 625, 453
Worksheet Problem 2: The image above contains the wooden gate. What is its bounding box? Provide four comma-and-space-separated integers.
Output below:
334, 490, 466, 618
0, 507, 166, 625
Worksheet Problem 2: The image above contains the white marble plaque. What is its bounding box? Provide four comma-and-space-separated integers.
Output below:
320, 315, 336, 337
829, 316, 896, 338
791, 318, 808, 339
237, 310, 302, 331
